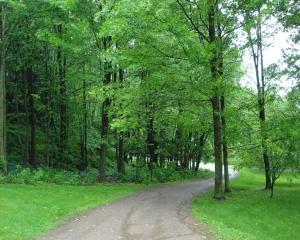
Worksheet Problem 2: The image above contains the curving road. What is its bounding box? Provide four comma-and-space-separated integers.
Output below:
38, 166, 236, 240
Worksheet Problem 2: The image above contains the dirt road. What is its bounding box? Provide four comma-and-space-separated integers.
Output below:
38, 178, 216, 240
39, 164, 238, 240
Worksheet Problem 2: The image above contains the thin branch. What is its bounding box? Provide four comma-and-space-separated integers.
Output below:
145, 41, 187, 61
176, 0, 209, 42
228, 143, 260, 150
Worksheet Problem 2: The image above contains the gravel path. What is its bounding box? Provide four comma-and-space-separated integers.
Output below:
38, 166, 236, 240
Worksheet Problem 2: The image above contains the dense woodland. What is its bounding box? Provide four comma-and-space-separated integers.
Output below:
0, 0, 299, 199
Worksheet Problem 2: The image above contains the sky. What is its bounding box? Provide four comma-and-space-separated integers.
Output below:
240, 21, 296, 96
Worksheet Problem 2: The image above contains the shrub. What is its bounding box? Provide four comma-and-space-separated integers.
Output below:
81, 168, 99, 185
32, 168, 47, 183
0, 164, 213, 185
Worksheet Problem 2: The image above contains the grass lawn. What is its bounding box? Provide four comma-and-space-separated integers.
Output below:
192, 170, 300, 240
0, 183, 146, 240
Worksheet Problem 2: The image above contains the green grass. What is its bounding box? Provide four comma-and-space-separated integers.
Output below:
0, 183, 145, 240
192, 170, 300, 240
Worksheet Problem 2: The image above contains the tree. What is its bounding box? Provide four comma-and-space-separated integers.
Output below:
242, 3, 272, 189
207, 0, 224, 199
57, 24, 68, 167
276, 0, 300, 85
99, 36, 113, 181
267, 97, 300, 197
0, 2, 7, 175
174, 0, 240, 199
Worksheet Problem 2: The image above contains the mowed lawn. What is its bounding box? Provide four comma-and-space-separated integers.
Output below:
0, 183, 145, 240
192, 170, 300, 240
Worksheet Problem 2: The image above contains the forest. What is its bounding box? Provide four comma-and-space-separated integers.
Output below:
0, 0, 300, 240
0, 0, 299, 197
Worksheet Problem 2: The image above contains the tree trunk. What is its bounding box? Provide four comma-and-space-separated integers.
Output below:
0, 4, 7, 174
258, 11, 271, 190
116, 68, 125, 175
27, 68, 36, 167
260, 101, 272, 189
270, 179, 274, 198
44, 46, 51, 167
99, 97, 109, 180
211, 96, 224, 199
194, 133, 207, 171
135, 128, 141, 181
117, 132, 125, 175
57, 24, 68, 168
80, 77, 88, 171
24, 69, 30, 166
183, 146, 189, 169
217, 15, 231, 193
221, 96, 230, 192
174, 127, 181, 165
246, 9, 272, 189
99, 36, 112, 181
208, 1, 224, 200
147, 114, 157, 164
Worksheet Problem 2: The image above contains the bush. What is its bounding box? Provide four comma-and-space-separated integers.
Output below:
121, 162, 213, 184
81, 168, 99, 184
0, 167, 96, 185
0, 164, 213, 185
4, 166, 33, 184
32, 168, 47, 183
18, 167, 32, 184
0, 172, 6, 183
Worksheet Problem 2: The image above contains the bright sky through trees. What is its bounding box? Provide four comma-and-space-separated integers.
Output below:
242, 21, 294, 95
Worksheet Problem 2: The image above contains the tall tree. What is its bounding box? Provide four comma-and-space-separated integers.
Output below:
243, 5, 272, 189
26, 67, 36, 167
0, 3, 7, 175
208, 0, 224, 199
175, 0, 226, 199
217, 17, 230, 193
116, 68, 125, 175
57, 24, 68, 167
99, 36, 113, 181
80, 76, 88, 171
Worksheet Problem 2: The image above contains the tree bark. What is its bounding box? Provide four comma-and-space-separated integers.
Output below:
116, 68, 125, 175
57, 24, 68, 168
99, 36, 112, 181
43, 46, 51, 167
147, 113, 158, 164
135, 127, 141, 181
211, 96, 224, 199
24, 69, 30, 166
258, 16, 271, 189
117, 132, 125, 175
80, 77, 88, 171
216, 13, 231, 193
208, 1, 224, 200
0, 4, 7, 174
221, 96, 230, 192
194, 133, 207, 171
246, 8, 272, 189
27, 68, 36, 167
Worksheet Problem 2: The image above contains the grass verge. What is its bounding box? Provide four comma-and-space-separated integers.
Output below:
0, 183, 145, 240
192, 170, 300, 240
